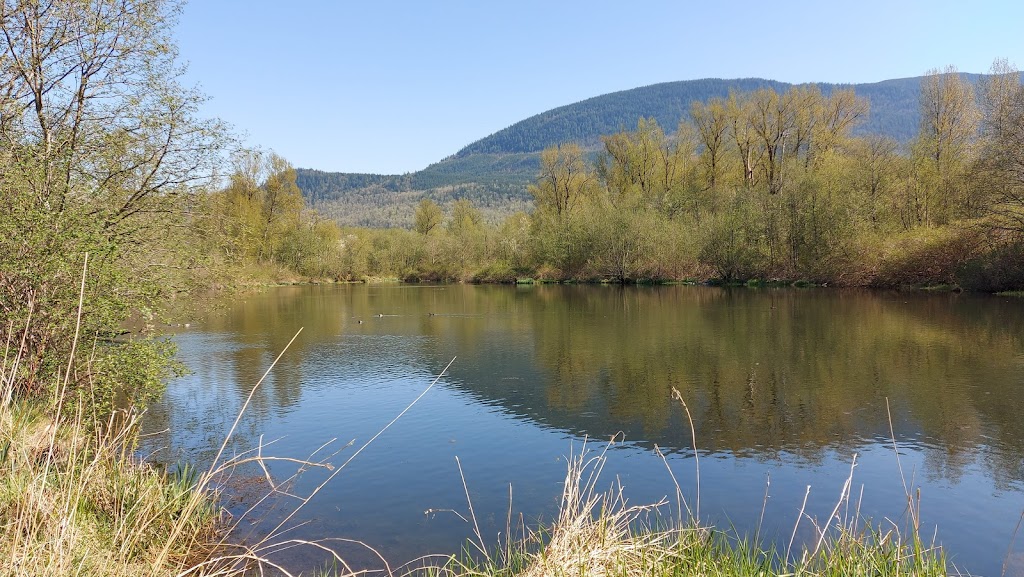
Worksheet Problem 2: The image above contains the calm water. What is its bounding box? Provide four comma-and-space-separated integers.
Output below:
142, 284, 1024, 575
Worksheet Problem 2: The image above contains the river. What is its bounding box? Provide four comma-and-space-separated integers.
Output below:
141, 284, 1024, 575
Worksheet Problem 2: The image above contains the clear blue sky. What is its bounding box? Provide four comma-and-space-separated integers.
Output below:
175, 0, 1024, 175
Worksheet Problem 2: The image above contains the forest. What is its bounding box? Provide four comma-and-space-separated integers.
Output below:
220, 63, 1024, 292
300, 75, 959, 228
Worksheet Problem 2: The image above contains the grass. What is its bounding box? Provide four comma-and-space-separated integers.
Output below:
406, 446, 949, 577
403, 391, 951, 577
0, 341, 225, 576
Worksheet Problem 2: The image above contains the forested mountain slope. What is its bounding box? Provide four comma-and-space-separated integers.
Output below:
302, 74, 981, 228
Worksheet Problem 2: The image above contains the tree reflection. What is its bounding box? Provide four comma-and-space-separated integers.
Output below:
416, 285, 1024, 486
154, 284, 1024, 488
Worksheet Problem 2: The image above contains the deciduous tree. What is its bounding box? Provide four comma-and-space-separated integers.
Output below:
691, 97, 729, 192
413, 198, 443, 235
0, 0, 226, 395
914, 66, 980, 223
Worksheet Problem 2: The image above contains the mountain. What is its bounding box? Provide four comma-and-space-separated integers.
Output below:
300, 74, 980, 228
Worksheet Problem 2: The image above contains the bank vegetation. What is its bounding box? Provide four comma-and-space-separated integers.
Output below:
240, 63, 1024, 292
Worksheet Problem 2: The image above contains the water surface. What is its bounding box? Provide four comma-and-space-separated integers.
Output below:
143, 284, 1024, 574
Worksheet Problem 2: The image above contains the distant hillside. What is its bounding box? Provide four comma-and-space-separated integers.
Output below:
457, 78, 791, 155
302, 74, 984, 228
455, 76, 964, 157
298, 153, 538, 227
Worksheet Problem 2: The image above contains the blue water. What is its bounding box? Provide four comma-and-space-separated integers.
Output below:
142, 284, 1024, 575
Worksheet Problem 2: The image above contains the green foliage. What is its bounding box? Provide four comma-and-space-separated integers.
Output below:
201, 149, 353, 279
277, 214, 346, 278
414, 199, 444, 235
698, 193, 766, 282
957, 241, 1024, 292
872, 226, 982, 288
84, 339, 187, 428
0, 0, 226, 398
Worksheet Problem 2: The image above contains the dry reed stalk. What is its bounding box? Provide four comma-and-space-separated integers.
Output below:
787, 484, 812, 563
670, 387, 700, 522
809, 453, 858, 560
886, 396, 920, 533
1004, 509, 1024, 577
517, 444, 681, 577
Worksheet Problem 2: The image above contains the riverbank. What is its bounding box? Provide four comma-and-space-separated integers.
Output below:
0, 381, 224, 575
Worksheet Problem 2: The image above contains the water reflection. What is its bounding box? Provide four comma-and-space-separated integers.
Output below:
400, 285, 1024, 486
143, 284, 1024, 574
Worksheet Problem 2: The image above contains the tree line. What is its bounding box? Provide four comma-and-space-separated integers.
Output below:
272, 62, 1022, 290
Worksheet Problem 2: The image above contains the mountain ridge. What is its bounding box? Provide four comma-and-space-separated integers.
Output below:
300, 73, 983, 228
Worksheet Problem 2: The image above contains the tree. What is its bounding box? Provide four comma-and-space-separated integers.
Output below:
278, 214, 343, 278
914, 66, 980, 223
979, 59, 1021, 144
809, 88, 869, 166
598, 118, 662, 206
0, 0, 225, 396
413, 198, 443, 235
691, 97, 729, 192
727, 91, 759, 189
975, 59, 1024, 236
496, 212, 531, 272
212, 149, 303, 264
528, 144, 600, 276
847, 135, 900, 229
447, 199, 483, 237
787, 84, 822, 166
748, 87, 796, 195
529, 143, 595, 218
258, 153, 304, 262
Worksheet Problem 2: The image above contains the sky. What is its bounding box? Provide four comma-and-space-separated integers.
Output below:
174, 0, 1024, 175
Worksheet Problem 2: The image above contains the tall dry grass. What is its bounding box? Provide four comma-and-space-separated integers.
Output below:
418, 390, 952, 577
0, 350, 223, 575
